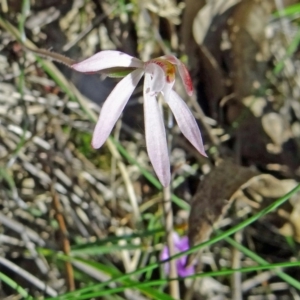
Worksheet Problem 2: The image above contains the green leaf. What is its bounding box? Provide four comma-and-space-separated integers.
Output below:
273, 3, 300, 17
0, 272, 33, 300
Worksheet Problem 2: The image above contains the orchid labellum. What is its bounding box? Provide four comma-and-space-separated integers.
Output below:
72, 51, 207, 187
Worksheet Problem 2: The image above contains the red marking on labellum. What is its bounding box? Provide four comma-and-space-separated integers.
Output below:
159, 55, 193, 96
148, 59, 176, 83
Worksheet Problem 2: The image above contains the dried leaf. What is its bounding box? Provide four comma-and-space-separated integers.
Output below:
181, 0, 205, 60
243, 175, 300, 242
192, 0, 240, 45
187, 160, 259, 264
262, 112, 289, 147
245, 175, 297, 200
280, 203, 300, 242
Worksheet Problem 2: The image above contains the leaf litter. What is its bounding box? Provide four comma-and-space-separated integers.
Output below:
1, 0, 300, 299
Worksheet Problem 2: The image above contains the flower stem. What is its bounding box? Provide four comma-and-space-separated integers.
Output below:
163, 105, 180, 299
163, 185, 180, 299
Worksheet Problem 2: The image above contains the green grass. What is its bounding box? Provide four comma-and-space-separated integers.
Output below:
1, 3, 300, 299
41, 183, 300, 300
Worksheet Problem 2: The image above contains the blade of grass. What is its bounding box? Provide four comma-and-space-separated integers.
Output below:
274, 28, 300, 75
0, 167, 27, 209
0, 272, 33, 299
71, 244, 142, 256
45, 260, 300, 300
3, 12, 299, 299
70, 228, 163, 249
225, 236, 300, 290
45, 183, 300, 299
0, 16, 97, 122
49, 255, 175, 300
18, 0, 30, 42
273, 3, 300, 17
6, 0, 30, 199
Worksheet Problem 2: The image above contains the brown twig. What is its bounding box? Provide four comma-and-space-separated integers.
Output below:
51, 183, 75, 291
44, 146, 75, 292
21, 44, 76, 67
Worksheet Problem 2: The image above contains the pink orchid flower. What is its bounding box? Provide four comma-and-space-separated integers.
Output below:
160, 232, 195, 277
72, 51, 206, 187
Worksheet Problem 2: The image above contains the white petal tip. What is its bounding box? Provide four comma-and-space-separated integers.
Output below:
201, 152, 208, 158
71, 63, 85, 72
195, 146, 207, 158
160, 178, 170, 188
91, 140, 103, 149
154, 169, 171, 187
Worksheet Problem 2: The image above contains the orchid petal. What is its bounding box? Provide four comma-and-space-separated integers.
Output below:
177, 257, 195, 277
161, 233, 196, 277
160, 246, 170, 275
160, 246, 170, 261
164, 90, 207, 157
144, 73, 170, 187
72, 50, 144, 73
163, 55, 193, 96
92, 69, 144, 148
172, 232, 182, 248
177, 236, 190, 251
144, 62, 165, 93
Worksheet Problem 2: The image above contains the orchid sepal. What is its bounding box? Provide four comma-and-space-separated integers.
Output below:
71, 50, 144, 74
91, 69, 144, 149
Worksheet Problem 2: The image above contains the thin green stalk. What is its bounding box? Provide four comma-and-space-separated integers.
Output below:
274, 28, 300, 74
45, 183, 300, 299
0, 272, 33, 299
45, 260, 300, 299
18, 0, 30, 42
225, 236, 300, 290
